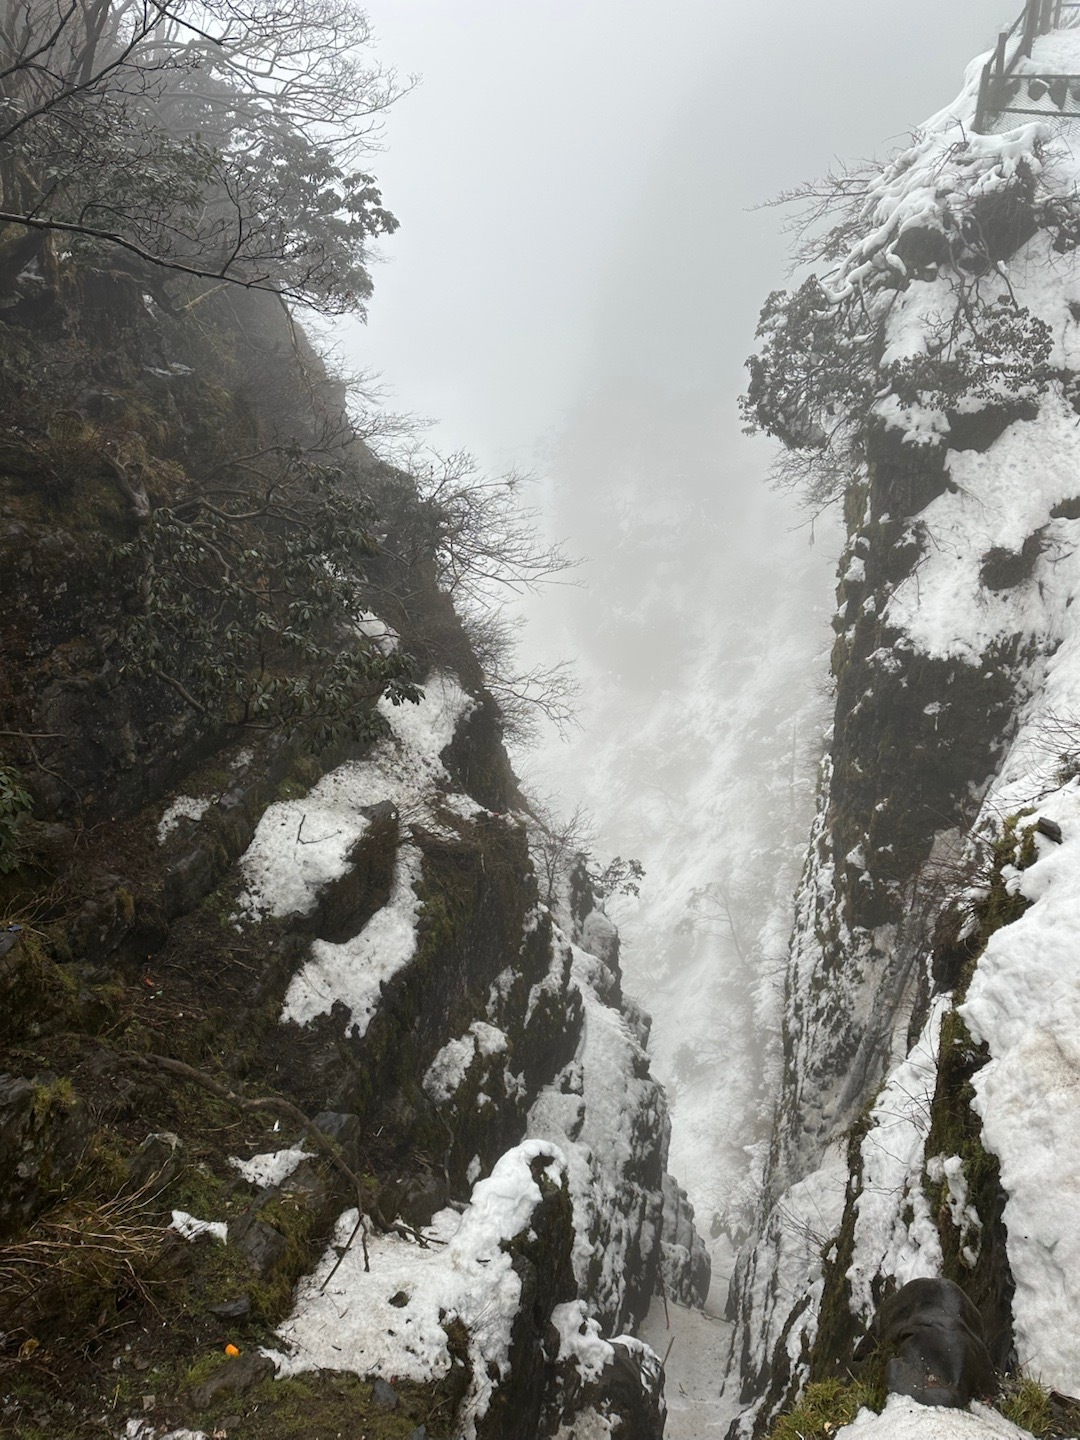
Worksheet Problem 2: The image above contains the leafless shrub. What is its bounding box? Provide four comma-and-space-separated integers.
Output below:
0, 1182, 166, 1345
461, 609, 580, 746
523, 795, 596, 909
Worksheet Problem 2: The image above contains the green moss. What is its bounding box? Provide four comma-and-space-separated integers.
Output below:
0, 929, 84, 1046
973, 812, 1037, 960
76, 1128, 133, 1197
165, 1161, 231, 1220
1000, 1376, 1055, 1436
243, 1191, 325, 1318
30, 1075, 76, 1127
922, 1005, 1010, 1365
919, 813, 1041, 1325
183, 1366, 468, 1440
767, 1378, 884, 1440
931, 811, 1040, 1002
182, 1349, 231, 1388
809, 1101, 876, 1382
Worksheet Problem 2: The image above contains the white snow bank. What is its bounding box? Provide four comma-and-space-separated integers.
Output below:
271, 1139, 567, 1439
962, 786, 1080, 1394
835, 1395, 1041, 1440
228, 1146, 309, 1188
847, 997, 947, 1323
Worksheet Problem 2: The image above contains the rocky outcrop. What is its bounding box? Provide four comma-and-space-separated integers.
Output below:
726, 24, 1080, 1440
660, 1172, 712, 1309
0, 261, 704, 1438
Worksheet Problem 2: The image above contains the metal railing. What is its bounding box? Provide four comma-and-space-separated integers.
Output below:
974, 0, 1080, 130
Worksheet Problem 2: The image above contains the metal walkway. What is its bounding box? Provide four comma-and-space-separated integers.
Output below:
974, 0, 1080, 130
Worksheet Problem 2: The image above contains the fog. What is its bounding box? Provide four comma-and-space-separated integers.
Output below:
345, 0, 1014, 1326
355, 0, 1011, 464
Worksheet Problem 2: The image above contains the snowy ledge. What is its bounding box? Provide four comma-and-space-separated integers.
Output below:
268, 1140, 567, 1440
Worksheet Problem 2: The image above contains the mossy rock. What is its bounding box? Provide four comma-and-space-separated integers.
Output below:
191, 1368, 468, 1440
808, 1105, 876, 1386
923, 1007, 1014, 1371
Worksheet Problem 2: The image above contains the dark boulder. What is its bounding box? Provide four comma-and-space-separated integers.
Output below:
228, 1213, 288, 1277
859, 1277, 996, 1408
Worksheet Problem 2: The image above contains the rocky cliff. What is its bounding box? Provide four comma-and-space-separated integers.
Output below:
0, 257, 707, 1439
729, 22, 1080, 1440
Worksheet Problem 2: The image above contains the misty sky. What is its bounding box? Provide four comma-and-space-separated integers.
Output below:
350, 0, 1015, 474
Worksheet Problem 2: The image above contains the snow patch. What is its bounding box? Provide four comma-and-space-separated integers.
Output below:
237, 673, 473, 925
835, 1394, 1042, 1440
157, 796, 210, 842
551, 1299, 614, 1381
281, 846, 423, 1037
848, 998, 947, 1324
170, 1211, 226, 1244
423, 1021, 510, 1103
229, 1146, 309, 1189
270, 1140, 567, 1439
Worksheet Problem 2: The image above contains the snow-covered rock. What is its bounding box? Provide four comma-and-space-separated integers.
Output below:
727, 18, 1080, 1436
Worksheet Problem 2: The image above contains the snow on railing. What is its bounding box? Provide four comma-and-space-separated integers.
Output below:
975, 0, 1080, 131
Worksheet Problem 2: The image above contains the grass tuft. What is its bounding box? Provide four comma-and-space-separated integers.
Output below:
767, 1378, 884, 1440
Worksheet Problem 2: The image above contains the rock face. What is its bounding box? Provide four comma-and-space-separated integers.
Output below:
0, 260, 705, 1438
727, 23, 1080, 1440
